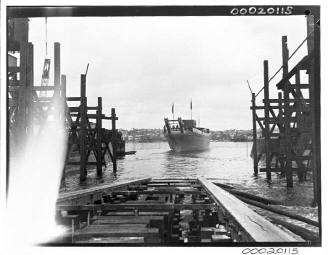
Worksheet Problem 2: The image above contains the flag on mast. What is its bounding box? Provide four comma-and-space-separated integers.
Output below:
172, 103, 174, 114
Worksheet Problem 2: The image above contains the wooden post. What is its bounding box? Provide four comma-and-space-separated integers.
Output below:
111, 108, 117, 173
251, 93, 258, 176
80, 74, 87, 182
17, 18, 29, 146
54, 42, 61, 121
282, 36, 293, 187
26, 43, 34, 136
60, 75, 67, 187
60, 75, 67, 123
307, 13, 320, 206
263, 60, 271, 181
54, 42, 61, 92
96, 97, 103, 178
278, 92, 284, 177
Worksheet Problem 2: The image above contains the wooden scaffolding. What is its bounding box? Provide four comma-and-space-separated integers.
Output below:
251, 14, 320, 205
7, 18, 118, 185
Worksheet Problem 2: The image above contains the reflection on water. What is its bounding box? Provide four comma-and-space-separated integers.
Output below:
63, 141, 318, 224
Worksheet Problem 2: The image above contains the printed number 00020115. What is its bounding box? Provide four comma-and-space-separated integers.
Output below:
231, 6, 293, 16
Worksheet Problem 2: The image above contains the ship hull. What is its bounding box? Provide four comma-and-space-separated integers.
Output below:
165, 132, 210, 152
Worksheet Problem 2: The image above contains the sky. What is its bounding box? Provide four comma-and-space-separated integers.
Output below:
28, 15, 308, 130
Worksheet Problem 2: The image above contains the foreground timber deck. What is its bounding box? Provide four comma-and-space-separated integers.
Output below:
54, 178, 297, 244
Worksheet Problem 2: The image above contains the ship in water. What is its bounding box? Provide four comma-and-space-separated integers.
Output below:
163, 118, 210, 152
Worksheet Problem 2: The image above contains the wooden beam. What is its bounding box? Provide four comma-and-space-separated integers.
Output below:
57, 203, 215, 211
111, 189, 203, 195
26, 42, 34, 136
91, 215, 164, 225
33, 86, 56, 91
251, 93, 258, 176
54, 42, 60, 91
80, 74, 87, 182
307, 13, 320, 206
263, 99, 311, 104
57, 178, 151, 203
198, 178, 297, 242
67, 97, 81, 101
263, 60, 271, 180
150, 178, 198, 183
60, 75, 66, 123
276, 53, 313, 90
74, 237, 145, 244
271, 218, 319, 242
73, 224, 159, 238
282, 36, 293, 188
16, 18, 29, 146
97, 97, 103, 178
236, 196, 319, 227
259, 168, 311, 173
111, 108, 117, 173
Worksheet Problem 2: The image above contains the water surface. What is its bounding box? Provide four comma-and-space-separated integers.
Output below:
63, 141, 318, 229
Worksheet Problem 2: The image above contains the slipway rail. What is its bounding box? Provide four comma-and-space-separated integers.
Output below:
54, 178, 298, 244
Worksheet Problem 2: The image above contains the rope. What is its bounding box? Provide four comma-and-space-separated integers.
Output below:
254, 22, 318, 98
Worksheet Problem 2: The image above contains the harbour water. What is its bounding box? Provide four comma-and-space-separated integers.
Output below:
63, 141, 318, 231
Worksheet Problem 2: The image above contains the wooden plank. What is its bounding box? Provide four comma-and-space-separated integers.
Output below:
111, 189, 202, 195
57, 203, 215, 211
289, 84, 310, 89
257, 117, 297, 123
147, 183, 197, 187
150, 179, 197, 183
57, 178, 151, 202
87, 106, 99, 110
75, 237, 144, 243
91, 215, 164, 224
33, 86, 56, 91
69, 107, 80, 112
74, 224, 158, 237
138, 211, 170, 216
236, 196, 319, 227
271, 218, 319, 242
263, 99, 310, 104
106, 211, 134, 216
67, 97, 81, 101
251, 105, 310, 111
198, 177, 297, 242
260, 168, 311, 173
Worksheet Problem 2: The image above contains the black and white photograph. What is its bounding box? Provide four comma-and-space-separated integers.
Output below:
0, 0, 326, 253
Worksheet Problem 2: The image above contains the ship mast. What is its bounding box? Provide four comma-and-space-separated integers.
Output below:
190, 99, 193, 120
